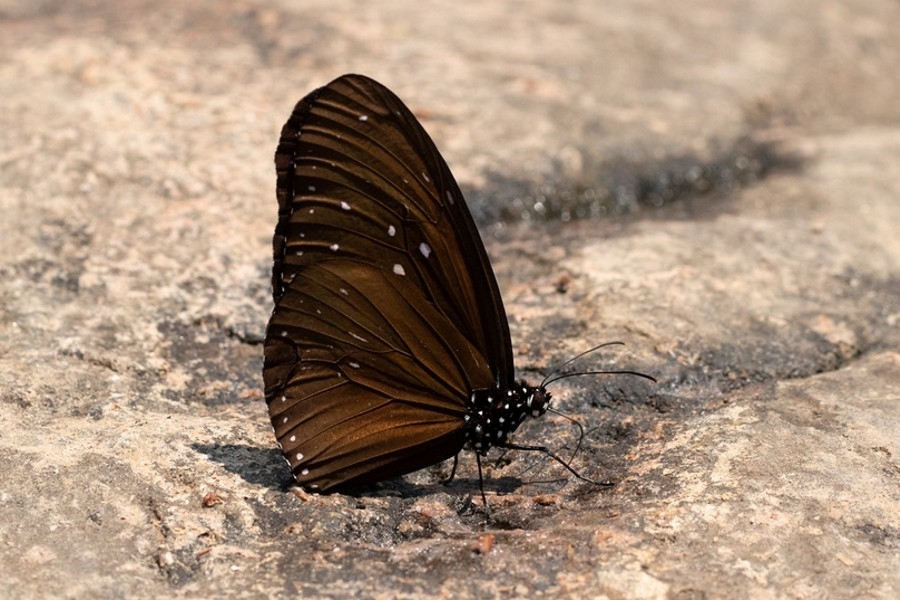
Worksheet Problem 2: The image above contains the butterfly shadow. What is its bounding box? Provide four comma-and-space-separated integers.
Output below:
192, 443, 295, 490
338, 473, 528, 502
192, 441, 529, 499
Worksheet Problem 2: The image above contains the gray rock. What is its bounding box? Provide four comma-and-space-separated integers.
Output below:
1, 0, 898, 597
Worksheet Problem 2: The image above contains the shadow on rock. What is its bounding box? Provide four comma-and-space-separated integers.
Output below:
192, 443, 292, 489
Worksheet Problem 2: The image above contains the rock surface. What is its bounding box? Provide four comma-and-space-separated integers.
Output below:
1, 1, 898, 598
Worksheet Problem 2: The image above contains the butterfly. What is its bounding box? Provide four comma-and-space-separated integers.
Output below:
262, 74, 649, 499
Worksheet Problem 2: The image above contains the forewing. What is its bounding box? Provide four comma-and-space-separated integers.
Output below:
272, 74, 514, 387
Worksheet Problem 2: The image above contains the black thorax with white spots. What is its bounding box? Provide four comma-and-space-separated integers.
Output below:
463, 381, 551, 454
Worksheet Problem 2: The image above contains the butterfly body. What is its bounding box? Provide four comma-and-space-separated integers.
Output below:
263, 74, 551, 492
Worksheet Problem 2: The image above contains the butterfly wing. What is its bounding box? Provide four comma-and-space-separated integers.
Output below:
263, 74, 513, 489
265, 260, 493, 489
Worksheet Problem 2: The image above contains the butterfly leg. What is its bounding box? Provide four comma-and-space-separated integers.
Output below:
475, 452, 488, 507
499, 441, 615, 488
442, 454, 460, 485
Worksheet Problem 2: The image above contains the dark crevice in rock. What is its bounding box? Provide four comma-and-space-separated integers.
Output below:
57, 347, 121, 372
467, 135, 803, 224
853, 522, 900, 551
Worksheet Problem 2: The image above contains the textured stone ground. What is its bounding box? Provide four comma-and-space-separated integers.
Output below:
1, 1, 898, 598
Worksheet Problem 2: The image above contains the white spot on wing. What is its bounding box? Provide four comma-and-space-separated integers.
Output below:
422, 172, 430, 183
340, 201, 351, 211
445, 190, 455, 205
350, 332, 368, 343
358, 114, 368, 121
339, 288, 348, 295
387, 225, 396, 237
289, 435, 296, 442
295, 452, 304, 461
330, 243, 339, 251
308, 185, 316, 192
348, 361, 360, 369
300, 468, 309, 476
419, 242, 432, 258
393, 264, 406, 276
